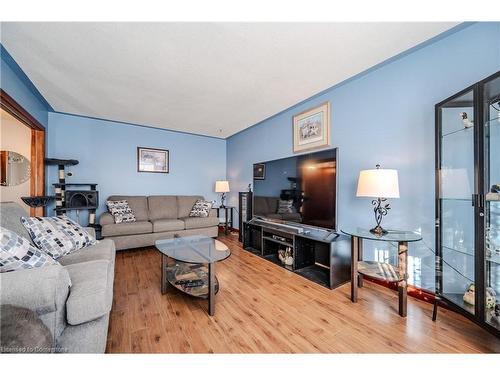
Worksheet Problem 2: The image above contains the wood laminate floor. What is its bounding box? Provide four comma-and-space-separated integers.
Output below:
105, 234, 500, 353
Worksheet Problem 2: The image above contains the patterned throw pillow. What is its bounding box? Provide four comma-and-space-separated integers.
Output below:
277, 199, 295, 214
21, 216, 97, 259
0, 227, 58, 273
189, 199, 214, 218
106, 200, 136, 224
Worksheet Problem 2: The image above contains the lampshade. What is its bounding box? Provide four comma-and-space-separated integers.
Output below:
356, 168, 400, 198
215, 180, 230, 193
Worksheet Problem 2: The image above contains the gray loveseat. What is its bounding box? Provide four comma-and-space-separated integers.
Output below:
100, 195, 219, 250
0, 202, 115, 353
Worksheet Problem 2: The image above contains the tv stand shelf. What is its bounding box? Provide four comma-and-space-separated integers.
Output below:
243, 220, 351, 289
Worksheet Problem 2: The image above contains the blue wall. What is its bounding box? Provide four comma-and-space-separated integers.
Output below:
47, 112, 226, 224
226, 22, 500, 290
0, 45, 51, 127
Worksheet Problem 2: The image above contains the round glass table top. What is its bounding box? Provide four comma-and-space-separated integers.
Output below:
155, 235, 231, 264
341, 227, 422, 242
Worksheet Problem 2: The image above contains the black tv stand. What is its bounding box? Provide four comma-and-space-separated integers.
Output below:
243, 219, 351, 289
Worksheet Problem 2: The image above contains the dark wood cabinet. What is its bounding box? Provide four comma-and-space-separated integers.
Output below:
243, 219, 351, 289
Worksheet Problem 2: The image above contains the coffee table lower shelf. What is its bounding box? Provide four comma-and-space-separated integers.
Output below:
165, 261, 219, 299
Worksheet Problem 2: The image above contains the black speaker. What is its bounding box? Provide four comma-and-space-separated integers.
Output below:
65, 190, 99, 209
238, 191, 253, 242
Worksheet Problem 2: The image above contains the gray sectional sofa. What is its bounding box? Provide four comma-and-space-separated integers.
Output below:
0, 202, 116, 353
100, 195, 219, 250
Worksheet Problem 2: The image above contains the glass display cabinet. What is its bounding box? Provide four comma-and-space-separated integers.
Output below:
435, 70, 500, 338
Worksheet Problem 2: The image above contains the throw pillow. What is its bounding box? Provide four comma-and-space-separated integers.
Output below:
106, 200, 136, 224
277, 199, 295, 214
21, 216, 97, 259
0, 227, 58, 273
189, 199, 214, 218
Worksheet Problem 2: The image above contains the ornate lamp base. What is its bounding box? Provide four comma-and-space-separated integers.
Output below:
370, 225, 388, 236
370, 197, 391, 236
219, 192, 226, 208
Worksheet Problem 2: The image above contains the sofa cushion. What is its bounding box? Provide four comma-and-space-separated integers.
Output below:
0, 304, 54, 353
1, 226, 58, 273
0, 202, 34, 245
102, 221, 153, 237
21, 216, 97, 259
107, 196, 149, 221
0, 264, 71, 339
58, 239, 115, 266
277, 199, 295, 214
152, 219, 185, 233
106, 200, 136, 223
189, 199, 214, 218
177, 196, 204, 218
99, 212, 114, 226
148, 196, 178, 220
65, 260, 111, 325
181, 216, 219, 230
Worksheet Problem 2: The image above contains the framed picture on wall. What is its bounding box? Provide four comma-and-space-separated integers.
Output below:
253, 163, 266, 180
137, 147, 169, 173
292, 102, 330, 153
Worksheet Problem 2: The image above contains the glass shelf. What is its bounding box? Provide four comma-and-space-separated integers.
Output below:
442, 126, 474, 138
341, 227, 422, 242
485, 116, 500, 124
443, 245, 474, 258
357, 261, 404, 282
443, 245, 500, 268
486, 193, 500, 201
486, 253, 500, 265
442, 292, 475, 315
486, 311, 500, 330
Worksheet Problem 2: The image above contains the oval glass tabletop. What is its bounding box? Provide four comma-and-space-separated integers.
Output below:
340, 227, 422, 242
155, 235, 231, 264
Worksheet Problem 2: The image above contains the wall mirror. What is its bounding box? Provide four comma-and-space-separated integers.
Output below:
0, 150, 31, 186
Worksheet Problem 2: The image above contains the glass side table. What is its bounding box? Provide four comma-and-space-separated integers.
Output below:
341, 227, 422, 317
214, 206, 234, 235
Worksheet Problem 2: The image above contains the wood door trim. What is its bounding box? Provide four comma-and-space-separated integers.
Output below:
0, 89, 45, 130
0, 89, 46, 215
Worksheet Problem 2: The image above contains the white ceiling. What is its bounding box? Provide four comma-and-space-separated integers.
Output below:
1, 22, 459, 138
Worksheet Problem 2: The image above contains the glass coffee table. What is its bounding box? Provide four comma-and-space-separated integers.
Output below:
155, 235, 231, 316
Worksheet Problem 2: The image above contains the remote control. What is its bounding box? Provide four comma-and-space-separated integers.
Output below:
175, 279, 204, 288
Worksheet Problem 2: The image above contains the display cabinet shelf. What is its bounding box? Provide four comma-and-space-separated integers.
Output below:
442, 127, 474, 138
443, 245, 475, 258
486, 253, 500, 265
442, 293, 475, 315
486, 192, 500, 201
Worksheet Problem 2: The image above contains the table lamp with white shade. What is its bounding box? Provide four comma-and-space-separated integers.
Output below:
356, 164, 400, 235
215, 180, 230, 208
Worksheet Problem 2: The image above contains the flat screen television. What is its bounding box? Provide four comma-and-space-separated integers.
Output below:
253, 148, 338, 231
